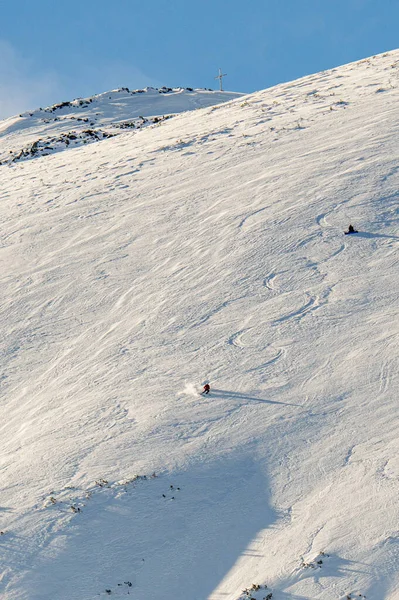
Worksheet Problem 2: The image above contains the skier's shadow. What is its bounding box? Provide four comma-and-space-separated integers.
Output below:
210, 388, 301, 407
350, 231, 399, 240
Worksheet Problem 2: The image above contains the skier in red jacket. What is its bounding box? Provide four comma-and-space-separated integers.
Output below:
203, 383, 210, 395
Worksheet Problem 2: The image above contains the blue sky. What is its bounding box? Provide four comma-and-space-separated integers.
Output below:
0, 0, 397, 117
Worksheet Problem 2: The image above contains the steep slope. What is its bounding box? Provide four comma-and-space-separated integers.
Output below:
0, 51, 398, 600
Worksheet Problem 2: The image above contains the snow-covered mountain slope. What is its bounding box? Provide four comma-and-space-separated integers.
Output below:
1, 51, 399, 600
0, 87, 243, 165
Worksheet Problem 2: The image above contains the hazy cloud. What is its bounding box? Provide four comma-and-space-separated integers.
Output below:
0, 40, 65, 119
0, 41, 161, 119
67, 59, 162, 97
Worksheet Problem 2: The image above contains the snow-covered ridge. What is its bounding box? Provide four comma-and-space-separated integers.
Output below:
18, 86, 239, 120
0, 115, 174, 165
0, 50, 399, 600
0, 86, 243, 164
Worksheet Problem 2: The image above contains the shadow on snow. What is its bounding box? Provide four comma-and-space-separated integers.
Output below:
21, 454, 277, 600
210, 388, 302, 407
351, 231, 399, 240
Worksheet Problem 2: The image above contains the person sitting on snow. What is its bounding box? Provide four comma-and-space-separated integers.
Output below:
344, 224, 358, 234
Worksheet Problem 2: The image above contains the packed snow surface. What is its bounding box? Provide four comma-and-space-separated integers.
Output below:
0, 52, 398, 600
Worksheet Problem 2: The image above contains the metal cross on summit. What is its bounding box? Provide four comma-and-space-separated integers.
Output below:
214, 68, 227, 91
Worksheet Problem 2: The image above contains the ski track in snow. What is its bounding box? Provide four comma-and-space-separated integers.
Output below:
1, 50, 399, 600
273, 293, 321, 325
227, 328, 253, 349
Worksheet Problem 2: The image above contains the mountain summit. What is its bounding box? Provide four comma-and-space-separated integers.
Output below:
1, 51, 398, 599
0, 87, 243, 165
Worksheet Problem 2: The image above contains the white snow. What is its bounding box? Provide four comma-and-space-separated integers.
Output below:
0, 51, 398, 600
0, 87, 243, 165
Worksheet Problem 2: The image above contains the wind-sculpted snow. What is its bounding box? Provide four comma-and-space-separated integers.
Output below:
0, 87, 242, 165
0, 116, 174, 165
0, 51, 399, 599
